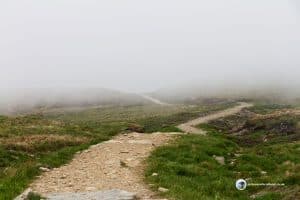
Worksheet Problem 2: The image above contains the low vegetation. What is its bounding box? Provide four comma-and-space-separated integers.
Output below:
0, 101, 234, 199
146, 104, 300, 200
247, 102, 293, 115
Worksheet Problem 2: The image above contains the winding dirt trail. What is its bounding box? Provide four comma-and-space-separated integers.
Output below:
177, 102, 253, 135
27, 102, 252, 200
30, 132, 180, 200
140, 95, 171, 106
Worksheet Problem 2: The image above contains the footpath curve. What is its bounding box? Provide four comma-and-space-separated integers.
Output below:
18, 101, 252, 200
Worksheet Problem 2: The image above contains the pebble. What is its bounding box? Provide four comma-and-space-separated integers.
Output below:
213, 155, 225, 165
60, 175, 67, 179
152, 173, 158, 176
261, 171, 267, 175
39, 167, 51, 172
85, 187, 97, 191
158, 187, 169, 193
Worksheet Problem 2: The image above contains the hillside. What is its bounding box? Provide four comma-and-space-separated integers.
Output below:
0, 88, 149, 115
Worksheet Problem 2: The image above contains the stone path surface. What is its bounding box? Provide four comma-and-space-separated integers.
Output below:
30, 132, 181, 200
140, 95, 171, 106
23, 102, 253, 200
46, 190, 136, 200
177, 102, 253, 134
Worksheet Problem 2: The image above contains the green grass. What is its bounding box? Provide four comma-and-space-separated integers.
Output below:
0, 111, 129, 199
146, 134, 248, 200
46, 103, 236, 133
247, 103, 293, 114
27, 192, 43, 200
138, 103, 237, 133
145, 126, 300, 200
0, 102, 236, 199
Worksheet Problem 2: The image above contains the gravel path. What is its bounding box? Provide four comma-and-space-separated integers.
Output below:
20, 102, 252, 200
30, 132, 181, 200
46, 190, 137, 200
177, 102, 253, 134
139, 95, 171, 106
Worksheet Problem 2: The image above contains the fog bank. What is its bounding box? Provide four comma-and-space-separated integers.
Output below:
0, 0, 299, 110
0, 88, 148, 115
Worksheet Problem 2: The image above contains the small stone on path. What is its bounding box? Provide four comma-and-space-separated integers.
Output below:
158, 187, 169, 193
39, 167, 50, 172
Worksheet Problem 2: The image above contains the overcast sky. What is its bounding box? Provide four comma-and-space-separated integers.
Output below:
0, 0, 299, 92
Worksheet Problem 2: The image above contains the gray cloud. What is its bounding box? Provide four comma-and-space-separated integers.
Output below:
0, 0, 299, 93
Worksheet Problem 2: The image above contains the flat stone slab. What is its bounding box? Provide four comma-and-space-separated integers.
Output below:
45, 190, 137, 200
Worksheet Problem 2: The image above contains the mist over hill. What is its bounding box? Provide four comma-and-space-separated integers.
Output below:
149, 84, 300, 104
1, 0, 300, 113
1, 83, 299, 115
0, 88, 149, 115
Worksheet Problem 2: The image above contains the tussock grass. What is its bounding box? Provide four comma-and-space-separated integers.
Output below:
146, 131, 300, 199
0, 112, 127, 199
0, 102, 234, 199
0, 134, 88, 153
146, 104, 300, 200
145, 134, 247, 200
248, 103, 293, 114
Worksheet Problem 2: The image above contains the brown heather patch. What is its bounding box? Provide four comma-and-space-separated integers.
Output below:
253, 109, 300, 121
25, 125, 56, 129
0, 134, 89, 152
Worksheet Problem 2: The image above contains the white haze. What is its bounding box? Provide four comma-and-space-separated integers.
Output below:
0, 0, 300, 112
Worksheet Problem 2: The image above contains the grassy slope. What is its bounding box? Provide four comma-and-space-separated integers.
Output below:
145, 105, 300, 200
0, 114, 123, 199
146, 134, 244, 200
0, 102, 235, 199
247, 103, 293, 115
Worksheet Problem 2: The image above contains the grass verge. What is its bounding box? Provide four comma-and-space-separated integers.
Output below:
0, 102, 235, 199
145, 126, 299, 200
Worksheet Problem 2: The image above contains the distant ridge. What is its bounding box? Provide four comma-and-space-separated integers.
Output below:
0, 88, 149, 115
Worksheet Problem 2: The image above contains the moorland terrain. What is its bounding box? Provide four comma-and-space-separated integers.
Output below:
0, 93, 299, 200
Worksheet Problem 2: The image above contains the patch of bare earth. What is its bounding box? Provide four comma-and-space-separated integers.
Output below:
31, 132, 180, 199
